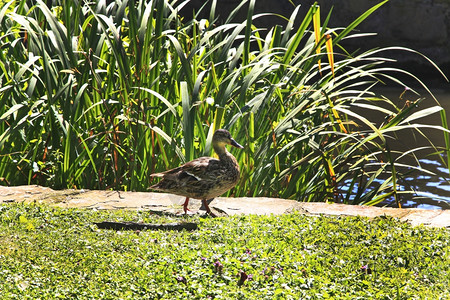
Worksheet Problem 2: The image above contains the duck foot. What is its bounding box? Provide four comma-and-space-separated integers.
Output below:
202, 199, 217, 218
177, 210, 196, 216
182, 197, 191, 215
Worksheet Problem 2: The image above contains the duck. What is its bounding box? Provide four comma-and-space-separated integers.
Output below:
150, 129, 244, 217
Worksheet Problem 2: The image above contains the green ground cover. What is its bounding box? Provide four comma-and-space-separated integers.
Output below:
0, 204, 448, 299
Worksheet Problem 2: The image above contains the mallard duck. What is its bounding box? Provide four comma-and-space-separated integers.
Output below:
150, 129, 243, 217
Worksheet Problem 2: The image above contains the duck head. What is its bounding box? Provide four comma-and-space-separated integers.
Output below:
213, 129, 244, 150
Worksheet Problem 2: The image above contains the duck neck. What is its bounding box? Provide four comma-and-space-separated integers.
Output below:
213, 144, 228, 158
214, 144, 239, 168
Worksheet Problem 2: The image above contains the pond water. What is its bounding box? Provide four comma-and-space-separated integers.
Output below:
371, 84, 450, 210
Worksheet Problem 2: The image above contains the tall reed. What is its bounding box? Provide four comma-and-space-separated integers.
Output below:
0, 0, 448, 206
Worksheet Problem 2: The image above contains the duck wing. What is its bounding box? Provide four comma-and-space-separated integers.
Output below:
150, 156, 221, 189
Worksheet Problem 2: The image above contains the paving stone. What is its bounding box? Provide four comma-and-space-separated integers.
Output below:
0, 185, 448, 228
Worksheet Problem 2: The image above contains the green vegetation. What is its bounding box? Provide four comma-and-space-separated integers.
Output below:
0, 0, 448, 205
0, 203, 448, 299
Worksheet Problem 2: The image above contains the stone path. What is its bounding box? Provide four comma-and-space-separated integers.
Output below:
1, 185, 448, 228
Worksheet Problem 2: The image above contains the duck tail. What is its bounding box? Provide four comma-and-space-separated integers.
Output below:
148, 181, 163, 190
150, 173, 164, 177
149, 179, 177, 191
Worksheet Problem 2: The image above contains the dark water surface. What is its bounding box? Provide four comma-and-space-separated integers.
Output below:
372, 85, 450, 210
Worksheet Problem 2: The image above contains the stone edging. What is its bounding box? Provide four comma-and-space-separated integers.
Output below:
1, 185, 448, 228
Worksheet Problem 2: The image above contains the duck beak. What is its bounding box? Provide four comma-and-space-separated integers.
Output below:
230, 138, 244, 149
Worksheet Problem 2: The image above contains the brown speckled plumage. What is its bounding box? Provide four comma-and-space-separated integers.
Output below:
150, 129, 243, 216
